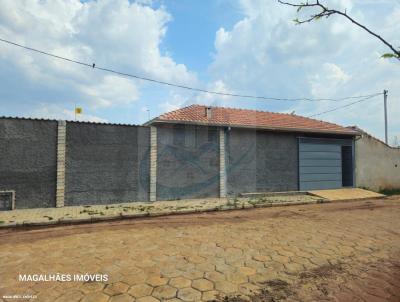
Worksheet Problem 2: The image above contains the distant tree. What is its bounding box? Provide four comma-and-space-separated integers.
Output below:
278, 0, 400, 60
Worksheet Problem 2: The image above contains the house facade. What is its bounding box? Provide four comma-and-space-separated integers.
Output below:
146, 104, 359, 200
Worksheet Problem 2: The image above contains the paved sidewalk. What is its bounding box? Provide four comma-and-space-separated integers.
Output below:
310, 188, 384, 201
0, 194, 324, 228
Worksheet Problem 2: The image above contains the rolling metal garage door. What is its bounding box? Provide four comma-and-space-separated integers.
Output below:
299, 138, 349, 190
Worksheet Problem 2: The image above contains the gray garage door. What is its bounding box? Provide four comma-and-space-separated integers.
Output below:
299, 138, 352, 190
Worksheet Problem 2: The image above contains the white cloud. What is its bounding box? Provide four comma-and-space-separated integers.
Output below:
0, 0, 197, 119
309, 63, 351, 97
208, 0, 400, 142
31, 103, 108, 123
79, 75, 139, 108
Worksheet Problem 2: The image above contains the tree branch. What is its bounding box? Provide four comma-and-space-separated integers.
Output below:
278, 0, 400, 60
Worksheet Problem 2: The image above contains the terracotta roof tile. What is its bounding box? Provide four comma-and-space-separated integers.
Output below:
152, 104, 358, 135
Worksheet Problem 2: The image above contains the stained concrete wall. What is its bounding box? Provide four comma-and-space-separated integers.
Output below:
355, 132, 400, 191
156, 124, 220, 200
65, 122, 150, 205
226, 128, 299, 196
0, 118, 57, 209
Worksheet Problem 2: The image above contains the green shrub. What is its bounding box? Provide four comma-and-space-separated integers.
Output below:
379, 188, 400, 195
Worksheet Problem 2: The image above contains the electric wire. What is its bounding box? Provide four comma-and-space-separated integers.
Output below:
0, 38, 382, 103
308, 94, 381, 117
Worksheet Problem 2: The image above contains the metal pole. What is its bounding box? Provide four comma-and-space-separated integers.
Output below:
384, 90, 388, 144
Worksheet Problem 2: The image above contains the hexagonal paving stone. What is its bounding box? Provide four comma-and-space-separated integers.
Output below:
214, 281, 238, 294
128, 284, 153, 298
195, 262, 215, 272
225, 272, 248, 284
237, 267, 256, 276
283, 262, 304, 274
264, 261, 285, 271
161, 268, 182, 278
169, 277, 192, 289
238, 283, 260, 296
123, 274, 147, 285
191, 278, 214, 292
271, 254, 290, 264
181, 269, 204, 279
109, 293, 135, 302
54, 290, 84, 302
204, 271, 225, 282
35, 288, 63, 302
152, 285, 177, 300
80, 292, 110, 302
146, 276, 169, 287
80, 282, 106, 293
136, 296, 159, 302
202, 290, 219, 301
177, 288, 202, 301
104, 282, 130, 296
249, 271, 281, 284
215, 263, 236, 274
252, 255, 270, 262
187, 255, 206, 264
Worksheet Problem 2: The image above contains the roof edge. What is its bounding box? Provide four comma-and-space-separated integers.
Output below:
349, 126, 400, 148
150, 119, 359, 136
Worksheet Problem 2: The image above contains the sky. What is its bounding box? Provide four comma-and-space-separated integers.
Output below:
0, 0, 399, 144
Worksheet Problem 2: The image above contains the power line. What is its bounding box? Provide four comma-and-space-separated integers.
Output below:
308, 94, 381, 117
0, 37, 382, 102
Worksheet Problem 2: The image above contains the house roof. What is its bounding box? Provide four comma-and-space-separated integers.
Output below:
147, 104, 358, 135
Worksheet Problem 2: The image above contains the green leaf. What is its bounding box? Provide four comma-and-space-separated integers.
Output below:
381, 53, 396, 58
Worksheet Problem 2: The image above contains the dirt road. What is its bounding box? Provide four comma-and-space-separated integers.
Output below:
1, 197, 400, 301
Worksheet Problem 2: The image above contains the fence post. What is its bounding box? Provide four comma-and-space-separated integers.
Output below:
149, 126, 157, 201
219, 128, 227, 198
56, 120, 66, 207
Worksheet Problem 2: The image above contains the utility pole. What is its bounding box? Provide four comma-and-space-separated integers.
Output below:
384, 90, 388, 144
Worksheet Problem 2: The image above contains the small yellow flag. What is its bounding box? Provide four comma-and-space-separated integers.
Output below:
75, 107, 83, 114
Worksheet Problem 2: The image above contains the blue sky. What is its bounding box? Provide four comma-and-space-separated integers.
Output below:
0, 0, 399, 143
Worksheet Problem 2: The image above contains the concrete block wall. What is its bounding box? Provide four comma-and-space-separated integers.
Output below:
355, 132, 400, 191
0, 118, 151, 208
0, 117, 361, 209
226, 128, 299, 196
64, 122, 150, 206
0, 118, 57, 209
156, 124, 220, 200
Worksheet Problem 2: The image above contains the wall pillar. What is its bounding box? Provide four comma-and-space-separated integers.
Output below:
149, 126, 157, 201
219, 128, 227, 198
56, 120, 66, 207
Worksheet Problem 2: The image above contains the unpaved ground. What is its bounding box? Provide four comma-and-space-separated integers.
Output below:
1, 196, 400, 302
